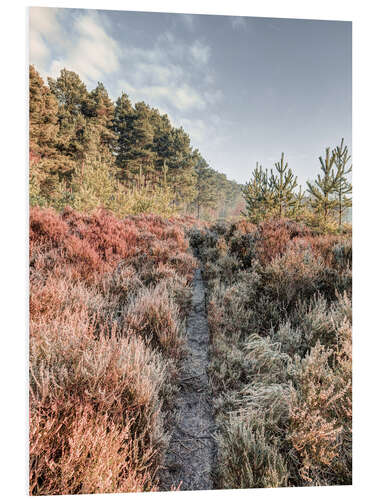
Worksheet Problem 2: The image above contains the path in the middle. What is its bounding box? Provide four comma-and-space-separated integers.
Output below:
159, 267, 216, 491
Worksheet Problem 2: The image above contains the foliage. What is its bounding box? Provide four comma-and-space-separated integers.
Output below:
30, 65, 241, 220
242, 163, 273, 223
29, 207, 198, 495
190, 218, 352, 488
191, 154, 242, 219
243, 155, 304, 224
243, 142, 352, 233
333, 138, 352, 230
30, 155, 177, 217
269, 152, 302, 218
306, 147, 339, 226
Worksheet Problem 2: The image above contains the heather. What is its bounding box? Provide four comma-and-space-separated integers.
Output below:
29, 207, 199, 495
189, 218, 352, 488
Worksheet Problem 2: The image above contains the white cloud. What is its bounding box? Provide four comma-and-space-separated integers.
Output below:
29, 30, 48, 64
29, 7, 63, 70
30, 9, 120, 84
179, 115, 231, 150
117, 33, 217, 113
29, 7, 62, 39
51, 13, 119, 82
179, 118, 207, 143
190, 41, 211, 64
231, 16, 247, 30
132, 63, 184, 87
30, 8, 220, 115
173, 85, 206, 111
181, 14, 195, 31
203, 73, 215, 86
204, 89, 223, 105
118, 79, 206, 113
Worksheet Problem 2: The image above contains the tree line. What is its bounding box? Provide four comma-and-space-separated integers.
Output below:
29, 65, 243, 219
242, 140, 352, 232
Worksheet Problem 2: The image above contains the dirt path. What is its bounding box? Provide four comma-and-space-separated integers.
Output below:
159, 267, 216, 491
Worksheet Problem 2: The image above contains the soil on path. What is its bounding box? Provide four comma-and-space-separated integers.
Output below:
159, 267, 216, 491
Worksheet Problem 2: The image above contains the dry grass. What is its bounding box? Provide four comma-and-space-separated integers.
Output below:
29, 207, 198, 495
190, 218, 352, 488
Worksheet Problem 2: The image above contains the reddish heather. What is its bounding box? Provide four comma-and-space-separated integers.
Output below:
29, 207, 199, 495
230, 218, 348, 267
30, 206, 197, 283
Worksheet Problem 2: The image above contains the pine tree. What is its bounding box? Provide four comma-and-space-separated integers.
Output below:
214, 172, 232, 219
48, 69, 88, 116
84, 82, 117, 161
242, 162, 274, 223
112, 92, 134, 180
29, 65, 59, 159
307, 147, 339, 225
333, 138, 352, 229
48, 69, 93, 178
287, 185, 305, 221
29, 64, 243, 219
112, 99, 155, 182
149, 108, 174, 175
220, 179, 244, 219
29, 65, 70, 203
194, 155, 218, 218
269, 152, 299, 218
130, 102, 155, 181
166, 127, 197, 209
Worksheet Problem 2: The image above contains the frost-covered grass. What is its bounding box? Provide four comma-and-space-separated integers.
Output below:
29, 207, 199, 495
190, 218, 352, 488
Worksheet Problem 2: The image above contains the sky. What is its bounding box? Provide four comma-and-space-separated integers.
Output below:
29, 7, 352, 187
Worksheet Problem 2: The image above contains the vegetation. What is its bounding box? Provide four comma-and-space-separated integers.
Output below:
243, 144, 352, 233
29, 65, 243, 220
333, 138, 352, 230
29, 206, 205, 495
189, 218, 352, 488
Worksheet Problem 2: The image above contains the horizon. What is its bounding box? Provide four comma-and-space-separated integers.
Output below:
29, 7, 352, 188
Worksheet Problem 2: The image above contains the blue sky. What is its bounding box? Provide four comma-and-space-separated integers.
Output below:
29, 7, 352, 187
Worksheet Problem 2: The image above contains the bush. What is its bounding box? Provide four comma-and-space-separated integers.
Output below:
30, 313, 170, 495
191, 216, 352, 488
288, 337, 352, 485
218, 416, 289, 489
125, 284, 184, 358
29, 207, 197, 494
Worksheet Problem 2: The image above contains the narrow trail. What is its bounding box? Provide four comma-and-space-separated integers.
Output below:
159, 267, 217, 491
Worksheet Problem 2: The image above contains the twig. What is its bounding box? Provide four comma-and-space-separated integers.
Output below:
179, 373, 205, 383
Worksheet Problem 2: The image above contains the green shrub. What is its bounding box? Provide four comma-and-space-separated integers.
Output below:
218, 416, 289, 489
191, 217, 352, 488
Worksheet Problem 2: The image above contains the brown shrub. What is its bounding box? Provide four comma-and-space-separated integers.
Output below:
29, 207, 197, 494
255, 220, 291, 265
125, 284, 184, 359
194, 216, 352, 488
262, 247, 324, 308
288, 335, 352, 485
253, 219, 311, 265
217, 416, 289, 489
30, 206, 197, 283
30, 206, 69, 251
29, 312, 172, 495
233, 219, 257, 235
